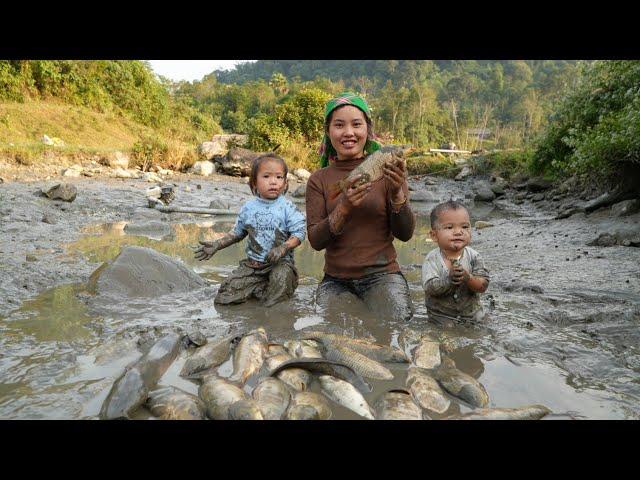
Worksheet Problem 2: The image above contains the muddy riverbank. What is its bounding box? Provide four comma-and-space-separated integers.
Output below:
1, 163, 639, 419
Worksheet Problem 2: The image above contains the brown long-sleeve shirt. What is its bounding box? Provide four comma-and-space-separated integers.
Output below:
305, 158, 415, 279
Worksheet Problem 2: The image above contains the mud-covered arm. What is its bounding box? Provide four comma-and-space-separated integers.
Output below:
422, 254, 455, 297
388, 181, 415, 242
466, 252, 490, 293
306, 173, 351, 251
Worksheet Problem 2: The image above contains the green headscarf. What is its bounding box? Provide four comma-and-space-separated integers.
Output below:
319, 91, 382, 168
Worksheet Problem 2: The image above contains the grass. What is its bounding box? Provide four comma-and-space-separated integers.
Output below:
405, 154, 461, 177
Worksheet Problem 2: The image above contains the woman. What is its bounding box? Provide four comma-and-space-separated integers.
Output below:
306, 92, 415, 322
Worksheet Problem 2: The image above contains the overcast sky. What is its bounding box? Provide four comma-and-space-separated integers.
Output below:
147, 60, 256, 82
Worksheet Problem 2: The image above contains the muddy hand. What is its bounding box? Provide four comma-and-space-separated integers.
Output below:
266, 244, 288, 263
383, 157, 406, 197
450, 265, 470, 285
194, 240, 220, 261
343, 175, 372, 209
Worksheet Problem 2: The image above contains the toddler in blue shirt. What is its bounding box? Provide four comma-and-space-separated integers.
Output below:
194, 153, 306, 307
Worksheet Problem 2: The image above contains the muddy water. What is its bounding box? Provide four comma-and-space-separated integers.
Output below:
1, 201, 639, 419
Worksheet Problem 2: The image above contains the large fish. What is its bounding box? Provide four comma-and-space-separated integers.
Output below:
412, 336, 441, 369
252, 377, 291, 420
406, 367, 450, 414
286, 392, 332, 420
300, 331, 408, 363
267, 358, 372, 395
317, 342, 394, 380
284, 340, 323, 359
198, 374, 248, 420
228, 399, 264, 420
100, 332, 183, 420
449, 405, 552, 420
433, 356, 489, 408
327, 146, 407, 200
318, 375, 375, 420
374, 389, 424, 420
146, 385, 206, 420
229, 327, 268, 384
180, 333, 242, 378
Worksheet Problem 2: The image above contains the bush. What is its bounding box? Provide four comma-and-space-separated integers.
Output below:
405, 155, 459, 176
479, 149, 535, 179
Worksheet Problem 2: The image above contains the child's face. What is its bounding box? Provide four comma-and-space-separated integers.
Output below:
256, 159, 287, 199
429, 208, 472, 254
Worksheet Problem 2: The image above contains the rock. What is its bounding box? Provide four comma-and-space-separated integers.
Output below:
293, 168, 311, 181
198, 134, 248, 160
143, 172, 163, 183
100, 151, 130, 169
112, 168, 139, 179
42, 214, 56, 224
209, 199, 230, 210
42, 134, 54, 145
475, 221, 494, 229
532, 193, 545, 202
474, 182, 495, 202
515, 192, 527, 200
41, 183, 77, 202
526, 177, 553, 192
410, 191, 438, 202
216, 147, 262, 177
424, 177, 438, 186
61, 165, 83, 177
453, 157, 468, 166
587, 227, 640, 247
184, 186, 192, 193
190, 160, 215, 176
490, 183, 505, 196
292, 184, 306, 198
510, 172, 530, 185
86, 245, 206, 297
157, 168, 173, 176
455, 166, 472, 181
611, 199, 640, 217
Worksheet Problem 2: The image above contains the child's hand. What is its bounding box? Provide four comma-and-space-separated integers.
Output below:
450, 264, 471, 285
266, 244, 288, 263
194, 240, 220, 261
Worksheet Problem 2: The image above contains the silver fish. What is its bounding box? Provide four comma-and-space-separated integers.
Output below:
319, 342, 394, 380
265, 353, 311, 391
300, 332, 407, 363
228, 399, 264, 420
146, 385, 206, 420
374, 389, 424, 420
252, 377, 291, 420
406, 367, 450, 414
100, 333, 183, 420
180, 334, 240, 378
284, 340, 323, 359
287, 392, 332, 420
450, 405, 552, 420
434, 356, 489, 408
229, 327, 268, 384
318, 375, 375, 420
412, 336, 441, 369
198, 375, 248, 420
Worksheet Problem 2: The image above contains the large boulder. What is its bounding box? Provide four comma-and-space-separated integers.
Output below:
455, 165, 472, 181
198, 134, 248, 160
100, 151, 130, 170
474, 182, 496, 202
61, 165, 83, 178
190, 161, 216, 176
611, 199, 640, 217
292, 168, 311, 182
526, 177, 553, 192
41, 182, 77, 202
410, 191, 439, 202
216, 147, 262, 177
587, 226, 640, 247
87, 246, 206, 297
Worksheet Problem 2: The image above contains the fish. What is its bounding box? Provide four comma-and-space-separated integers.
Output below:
252, 377, 291, 420
328, 146, 407, 200
229, 327, 268, 384
265, 343, 289, 358
316, 341, 394, 380
449, 405, 552, 420
374, 389, 424, 420
412, 336, 441, 369
100, 332, 183, 420
265, 353, 311, 391
318, 375, 375, 420
284, 340, 323, 359
146, 385, 206, 420
228, 399, 264, 420
286, 392, 332, 420
268, 358, 372, 395
406, 367, 450, 414
433, 356, 489, 408
180, 334, 241, 378
198, 374, 248, 420
300, 332, 408, 363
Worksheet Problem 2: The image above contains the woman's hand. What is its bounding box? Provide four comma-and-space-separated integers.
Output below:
340, 175, 372, 212
383, 156, 407, 202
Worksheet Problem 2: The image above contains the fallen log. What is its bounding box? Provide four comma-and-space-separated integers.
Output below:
429, 148, 472, 154
151, 203, 239, 215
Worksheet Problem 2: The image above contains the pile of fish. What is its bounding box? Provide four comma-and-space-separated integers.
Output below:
99, 327, 552, 420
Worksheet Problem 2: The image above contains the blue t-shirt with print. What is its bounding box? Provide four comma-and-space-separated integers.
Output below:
232, 195, 306, 263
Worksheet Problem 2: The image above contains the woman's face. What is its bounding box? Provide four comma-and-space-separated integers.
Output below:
327, 105, 368, 161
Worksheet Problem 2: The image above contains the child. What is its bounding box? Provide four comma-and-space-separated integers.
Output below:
421, 200, 490, 325
194, 153, 306, 307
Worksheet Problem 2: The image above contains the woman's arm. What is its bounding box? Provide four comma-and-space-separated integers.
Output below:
384, 160, 415, 241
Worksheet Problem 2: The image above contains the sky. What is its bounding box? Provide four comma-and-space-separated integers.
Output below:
147, 60, 256, 82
